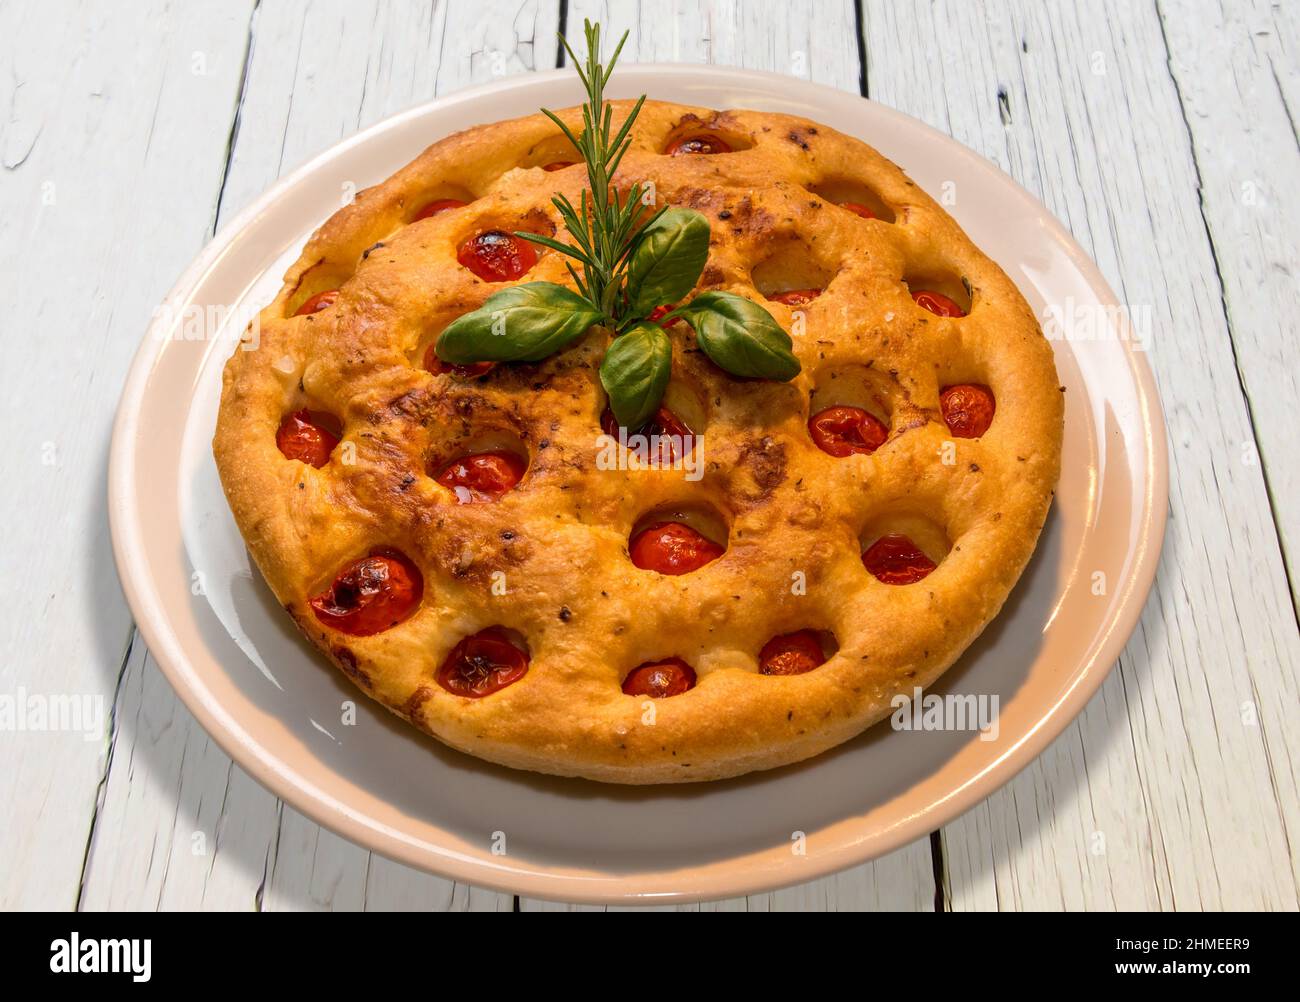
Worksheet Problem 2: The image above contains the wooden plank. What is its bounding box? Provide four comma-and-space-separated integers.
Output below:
564, 0, 861, 85
0, 0, 256, 911
1158, 0, 1300, 607
520, 841, 935, 911
860, 0, 1300, 909
516, 0, 937, 913
79, 0, 559, 912
1155, 0, 1300, 902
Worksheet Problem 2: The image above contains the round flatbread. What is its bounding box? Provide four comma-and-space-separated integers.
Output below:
214, 99, 1063, 783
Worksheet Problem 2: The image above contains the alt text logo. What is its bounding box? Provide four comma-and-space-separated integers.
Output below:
0, 688, 104, 742
890, 687, 1000, 742
49, 933, 151, 982
594, 428, 703, 480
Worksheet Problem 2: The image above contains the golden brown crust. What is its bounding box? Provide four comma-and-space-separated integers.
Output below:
213, 100, 1063, 783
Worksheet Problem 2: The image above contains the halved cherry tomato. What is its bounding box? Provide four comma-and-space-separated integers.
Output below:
600, 405, 694, 463
648, 303, 683, 329
629, 521, 723, 575
541, 161, 576, 172
435, 450, 526, 502
940, 384, 996, 438
758, 630, 827, 676
457, 230, 538, 282
294, 290, 339, 316
422, 342, 494, 379
767, 288, 821, 307
622, 657, 696, 698
276, 409, 341, 468
862, 534, 936, 585
437, 627, 529, 698
912, 289, 966, 317
310, 550, 423, 636
413, 198, 468, 221
808, 405, 888, 458
665, 135, 732, 156
840, 201, 876, 220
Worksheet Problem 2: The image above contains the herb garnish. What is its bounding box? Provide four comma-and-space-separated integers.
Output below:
435, 19, 800, 430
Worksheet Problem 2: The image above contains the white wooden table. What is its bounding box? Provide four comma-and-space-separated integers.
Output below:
2, 0, 1296, 911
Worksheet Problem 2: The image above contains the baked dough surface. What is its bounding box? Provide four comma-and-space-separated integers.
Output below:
214, 100, 1063, 783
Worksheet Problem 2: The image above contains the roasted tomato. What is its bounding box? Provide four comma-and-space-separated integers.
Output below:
808, 405, 888, 458
758, 630, 827, 676
839, 201, 876, 220
600, 405, 694, 462
294, 290, 339, 316
413, 198, 468, 221
862, 534, 937, 585
276, 409, 341, 467
622, 657, 696, 698
647, 303, 683, 329
435, 451, 527, 503
437, 627, 529, 698
629, 521, 723, 575
665, 135, 732, 155
911, 289, 966, 318
940, 384, 996, 438
767, 288, 822, 307
422, 342, 495, 379
309, 550, 423, 636
457, 230, 538, 282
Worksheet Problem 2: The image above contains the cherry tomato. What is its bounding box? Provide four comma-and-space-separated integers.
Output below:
294, 290, 339, 316
647, 303, 683, 329
457, 230, 539, 282
629, 521, 723, 575
840, 201, 876, 220
940, 383, 996, 438
276, 409, 341, 468
665, 135, 732, 155
912, 289, 966, 317
435, 450, 526, 502
622, 657, 696, 698
758, 630, 827, 676
423, 342, 494, 379
768, 288, 822, 307
808, 405, 888, 458
413, 198, 468, 221
310, 550, 423, 636
600, 405, 694, 463
437, 627, 529, 698
862, 534, 937, 585
541, 161, 577, 171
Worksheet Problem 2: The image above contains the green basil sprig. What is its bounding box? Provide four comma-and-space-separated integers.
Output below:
432, 20, 801, 428
670, 292, 800, 380
599, 322, 673, 429
623, 207, 711, 318
437, 283, 602, 363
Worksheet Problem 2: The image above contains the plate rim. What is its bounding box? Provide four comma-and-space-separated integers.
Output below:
109, 63, 1169, 904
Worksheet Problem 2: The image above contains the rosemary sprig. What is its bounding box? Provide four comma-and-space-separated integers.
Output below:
529, 20, 662, 327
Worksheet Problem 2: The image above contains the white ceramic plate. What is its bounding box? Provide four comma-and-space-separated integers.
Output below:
109, 66, 1167, 904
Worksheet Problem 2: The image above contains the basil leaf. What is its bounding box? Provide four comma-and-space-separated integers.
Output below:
436, 282, 603, 364
675, 291, 801, 380
599, 323, 673, 430
624, 207, 712, 318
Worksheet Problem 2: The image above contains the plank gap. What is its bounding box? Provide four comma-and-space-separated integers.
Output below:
213, 0, 262, 229
928, 831, 947, 911
74, 630, 139, 911
556, 0, 568, 67
853, 0, 869, 97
